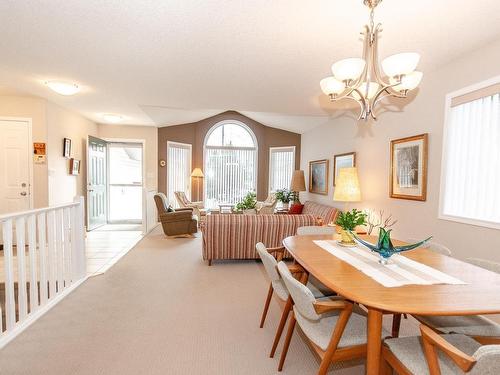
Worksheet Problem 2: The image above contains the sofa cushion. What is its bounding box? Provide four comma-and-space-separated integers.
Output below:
288, 203, 304, 214
302, 201, 338, 224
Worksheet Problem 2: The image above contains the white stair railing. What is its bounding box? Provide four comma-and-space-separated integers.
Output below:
0, 196, 86, 348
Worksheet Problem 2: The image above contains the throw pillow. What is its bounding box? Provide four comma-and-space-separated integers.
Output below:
288, 203, 304, 214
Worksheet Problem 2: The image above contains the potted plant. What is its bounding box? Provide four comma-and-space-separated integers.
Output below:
235, 192, 257, 214
335, 209, 367, 246
275, 189, 294, 210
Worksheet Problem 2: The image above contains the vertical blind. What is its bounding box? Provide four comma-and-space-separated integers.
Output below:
441, 91, 500, 226
204, 147, 256, 209
167, 142, 191, 207
269, 147, 295, 192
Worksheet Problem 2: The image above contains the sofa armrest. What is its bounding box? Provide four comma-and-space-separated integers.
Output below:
176, 207, 194, 212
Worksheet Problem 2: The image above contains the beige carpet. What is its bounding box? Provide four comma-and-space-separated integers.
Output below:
0, 227, 419, 374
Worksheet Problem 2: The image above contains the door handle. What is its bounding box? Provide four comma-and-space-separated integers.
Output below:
20, 192, 27, 196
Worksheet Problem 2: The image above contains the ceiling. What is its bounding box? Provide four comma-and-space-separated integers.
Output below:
0, 0, 499, 133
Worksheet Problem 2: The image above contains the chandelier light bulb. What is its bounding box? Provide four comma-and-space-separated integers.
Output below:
331, 58, 366, 82
320, 76, 345, 96
390, 71, 423, 92
381, 52, 420, 78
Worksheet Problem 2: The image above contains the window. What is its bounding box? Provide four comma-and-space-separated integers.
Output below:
269, 146, 295, 192
204, 121, 257, 209
439, 78, 500, 229
167, 142, 192, 207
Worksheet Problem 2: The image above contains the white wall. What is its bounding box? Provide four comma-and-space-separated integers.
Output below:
301, 38, 500, 262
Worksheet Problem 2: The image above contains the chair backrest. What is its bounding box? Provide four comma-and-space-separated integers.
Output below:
277, 261, 320, 321
471, 345, 500, 374
297, 226, 336, 236
255, 242, 280, 283
264, 193, 276, 204
154, 193, 168, 215
467, 258, 500, 274
406, 238, 452, 256
174, 191, 190, 207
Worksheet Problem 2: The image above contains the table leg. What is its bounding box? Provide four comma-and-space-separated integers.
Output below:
366, 308, 383, 375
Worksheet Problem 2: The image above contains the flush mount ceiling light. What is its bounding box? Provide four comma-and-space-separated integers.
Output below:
45, 80, 80, 96
102, 114, 123, 123
320, 0, 423, 121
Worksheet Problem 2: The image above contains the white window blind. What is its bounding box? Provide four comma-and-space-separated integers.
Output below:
204, 121, 257, 209
269, 147, 295, 192
440, 86, 500, 228
167, 142, 192, 207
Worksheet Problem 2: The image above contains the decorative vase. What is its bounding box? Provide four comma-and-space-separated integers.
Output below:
282, 202, 289, 210
351, 228, 432, 265
243, 209, 257, 215
339, 228, 356, 246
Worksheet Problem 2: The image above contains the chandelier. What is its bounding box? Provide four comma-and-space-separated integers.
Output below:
320, 0, 423, 120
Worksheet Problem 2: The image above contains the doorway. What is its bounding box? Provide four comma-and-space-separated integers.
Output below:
0, 118, 32, 214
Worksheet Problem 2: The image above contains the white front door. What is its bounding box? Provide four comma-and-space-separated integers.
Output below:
0, 119, 31, 214
87, 136, 108, 230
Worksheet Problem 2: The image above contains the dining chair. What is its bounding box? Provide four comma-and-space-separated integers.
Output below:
297, 225, 336, 236
405, 238, 452, 256
413, 258, 500, 345
381, 324, 500, 374
276, 261, 390, 374
255, 243, 332, 358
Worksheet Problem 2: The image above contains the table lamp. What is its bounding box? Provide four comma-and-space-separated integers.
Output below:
290, 170, 306, 203
333, 167, 361, 204
191, 168, 204, 201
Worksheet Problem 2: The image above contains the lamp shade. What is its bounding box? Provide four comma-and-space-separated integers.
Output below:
333, 167, 361, 202
191, 168, 204, 178
331, 58, 366, 82
352, 81, 380, 100
390, 71, 423, 92
320, 76, 345, 96
290, 170, 306, 192
382, 52, 420, 77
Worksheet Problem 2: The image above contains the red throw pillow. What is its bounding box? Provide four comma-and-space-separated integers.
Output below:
288, 203, 304, 214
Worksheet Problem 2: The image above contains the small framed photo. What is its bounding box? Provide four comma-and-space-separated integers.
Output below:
309, 159, 329, 195
390, 134, 428, 201
63, 138, 72, 158
69, 158, 80, 176
333, 152, 356, 186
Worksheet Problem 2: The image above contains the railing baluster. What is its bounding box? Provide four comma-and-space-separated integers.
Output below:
55, 209, 64, 292
47, 210, 57, 298
37, 212, 48, 306
2, 220, 16, 330
63, 207, 72, 286
15, 217, 28, 320
27, 214, 39, 312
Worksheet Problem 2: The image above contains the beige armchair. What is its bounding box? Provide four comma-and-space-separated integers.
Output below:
154, 193, 197, 237
256, 193, 277, 214
174, 191, 207, 221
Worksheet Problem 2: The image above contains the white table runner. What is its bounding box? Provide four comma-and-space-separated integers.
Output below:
313, 240, 466, 288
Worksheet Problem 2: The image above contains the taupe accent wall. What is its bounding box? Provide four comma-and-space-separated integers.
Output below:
158, 111, 301, 201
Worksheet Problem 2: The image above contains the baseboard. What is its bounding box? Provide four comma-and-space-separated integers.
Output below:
0, 276, 89, 350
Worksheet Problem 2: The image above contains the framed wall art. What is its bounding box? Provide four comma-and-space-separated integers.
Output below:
333, 152, 356, 186
63, 138, 72, 158
69, 158, 81, 176
308, 159, 329, 195
390, 133, 428, 201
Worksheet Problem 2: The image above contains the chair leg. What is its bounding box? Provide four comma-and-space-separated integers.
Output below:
278, 312, 296, 372
392, 313, 402, 338
380, 347, 393, 375
260, 284, 274, 328
270, 297, 292, 358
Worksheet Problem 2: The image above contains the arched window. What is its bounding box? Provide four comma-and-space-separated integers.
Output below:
204, 120, 257, 209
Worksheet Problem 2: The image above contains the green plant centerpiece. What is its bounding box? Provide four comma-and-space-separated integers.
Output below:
335, 209, 367, 246
275, 189, 294, 209
235, 191, 257, 214
351, 228, 432, 265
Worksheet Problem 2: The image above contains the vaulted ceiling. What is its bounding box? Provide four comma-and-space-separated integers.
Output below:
0, 0, 499, 133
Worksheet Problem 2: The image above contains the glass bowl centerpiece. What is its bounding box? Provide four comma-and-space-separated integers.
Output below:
351, 228, 431, 265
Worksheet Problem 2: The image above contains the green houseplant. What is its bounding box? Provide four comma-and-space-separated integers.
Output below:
335, 209, 367, 246
235, 192, 257, 214
275, 189, 294, 209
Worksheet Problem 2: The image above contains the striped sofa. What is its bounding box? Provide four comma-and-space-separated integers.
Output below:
200, 201, 338, 265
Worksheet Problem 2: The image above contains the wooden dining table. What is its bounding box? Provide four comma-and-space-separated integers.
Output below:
283, 234, 500, 375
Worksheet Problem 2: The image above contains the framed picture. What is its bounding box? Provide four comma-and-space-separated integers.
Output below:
333, 152, 356, 186
63, 138, 72, 158
309, 159, 329, 195
69, 158, 80, 176
390, 133, 428, 201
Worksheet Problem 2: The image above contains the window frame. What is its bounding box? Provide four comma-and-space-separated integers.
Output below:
438, 75, 500, 230
203, 120, 258, 206
167, 141, 193, 206
268, 146, 296, 193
